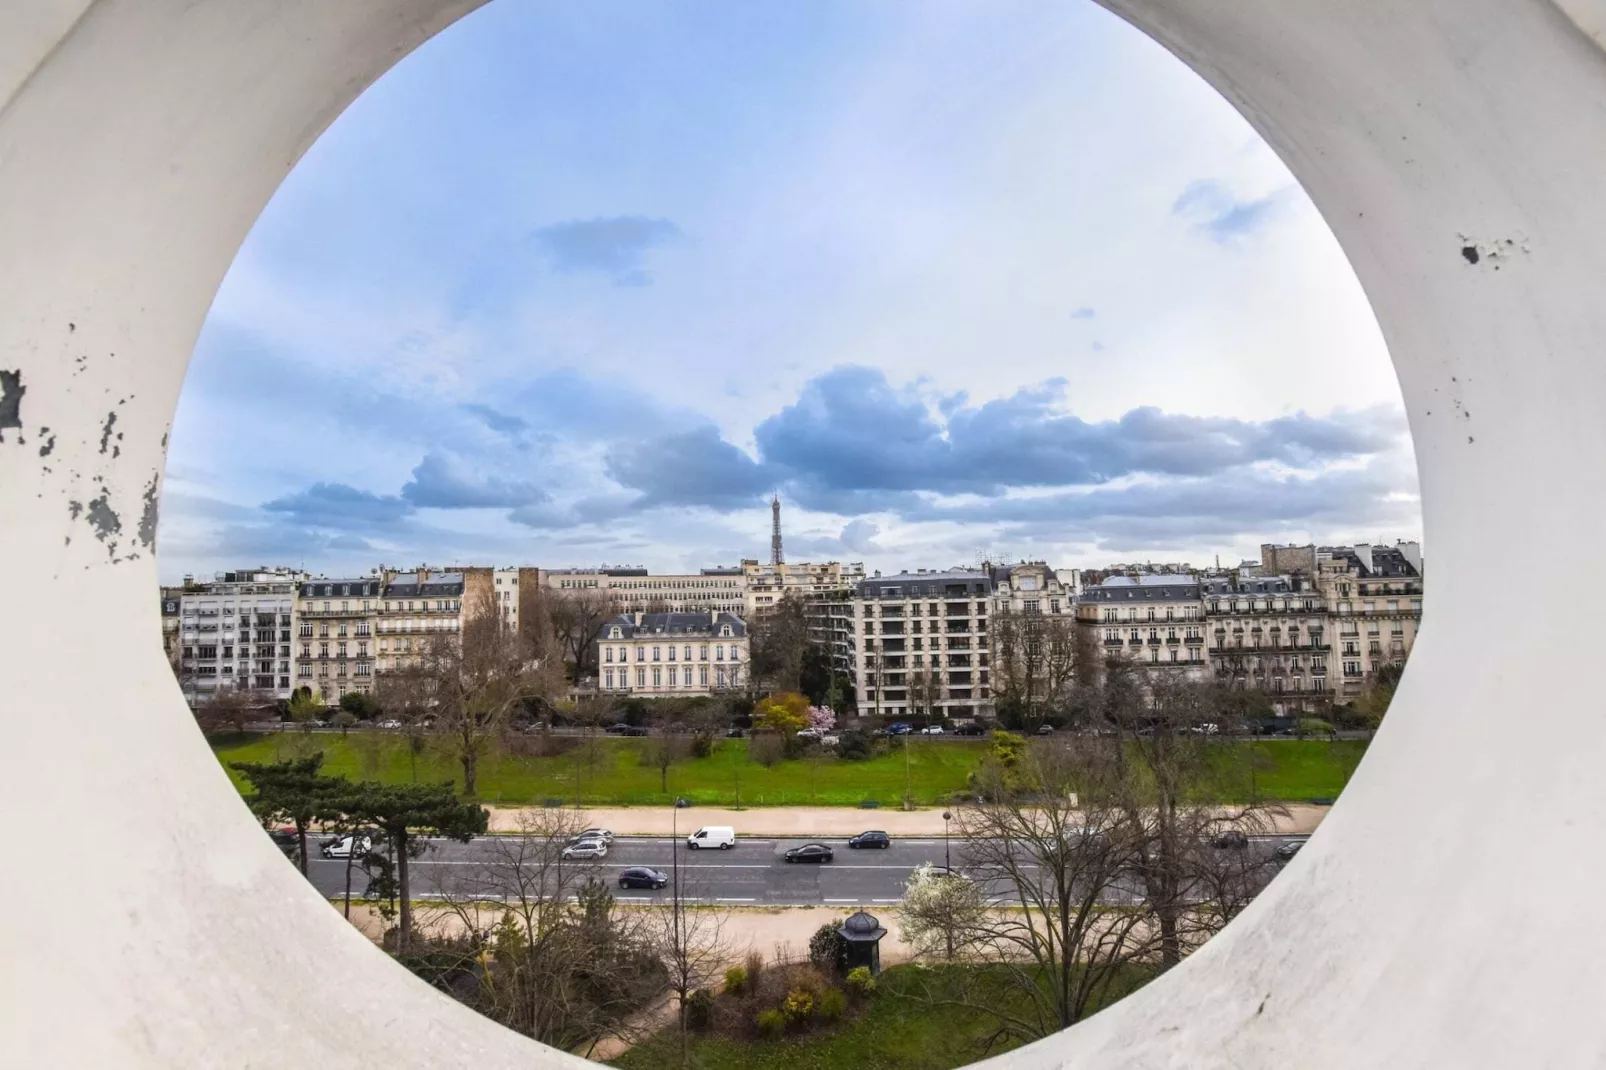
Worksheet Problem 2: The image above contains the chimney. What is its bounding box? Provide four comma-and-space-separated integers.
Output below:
635, 611, 643, 626
711, 609, 718, 624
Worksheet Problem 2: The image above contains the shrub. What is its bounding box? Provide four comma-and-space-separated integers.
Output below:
687, 988, 715, 1029
690, 734, 714, 759
755, 1008, 785, 1039
817, 986, 847, 1022
748, 732, 785, 768
845, 966, 877, 997
782, 987, 815, 1022
808, 922, 850, 976
744, 950, 765, 986
724, 966, 748, 995
835, 729, 874, 761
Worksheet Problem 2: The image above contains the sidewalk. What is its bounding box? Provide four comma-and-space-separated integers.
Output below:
486, 803, 1330, 837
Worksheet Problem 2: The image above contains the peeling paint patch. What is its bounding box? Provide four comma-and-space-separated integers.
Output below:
0, 369, 23, 442
1460, 245, 1479, 265
1458, 233, 1529, 268
68, 500, 83, 521
86, 492, 121, 545
99, 411, 118, 454
38, 426, 55, 457
138, 473, 160, 549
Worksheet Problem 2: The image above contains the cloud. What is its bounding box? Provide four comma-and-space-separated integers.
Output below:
1172, 179, 1289, 243
604, 426, 772, 508
1072, 307, 1096, 319
260, 482, 414, 530
840, 518, 882, 554
529, 216, 684, 285
460, 403, 528, 436
753, 366, 1401, 503
400, 452, 550, 509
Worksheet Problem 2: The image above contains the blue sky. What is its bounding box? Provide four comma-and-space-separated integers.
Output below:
158, 0, 1420, 581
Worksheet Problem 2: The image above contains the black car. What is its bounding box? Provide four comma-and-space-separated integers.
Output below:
1211, 829, 1250, 850
784, 843, 834, 864
953, 722, 988, 737
848, 830, 891, 850
1275, 840, 1305, 862
618, 867, 669, 890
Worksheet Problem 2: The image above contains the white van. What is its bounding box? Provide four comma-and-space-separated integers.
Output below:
687, 825, 735, 850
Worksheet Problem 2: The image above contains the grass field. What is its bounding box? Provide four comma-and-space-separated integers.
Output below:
211, 732, 1367, 807
611, 963, 1153, 1070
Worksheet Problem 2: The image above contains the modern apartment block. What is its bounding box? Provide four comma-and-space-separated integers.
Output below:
542, 567, 747, 615
1076, 575, 1210, 684
595, 611, 749, 696
1202, 574, 1331, 716
294, 577, 380, 702
851, 569, 995, 720
741, 559, 866, 616
177, 568, 305, 705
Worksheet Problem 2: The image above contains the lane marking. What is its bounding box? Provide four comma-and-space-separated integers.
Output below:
716, 897, 757, 902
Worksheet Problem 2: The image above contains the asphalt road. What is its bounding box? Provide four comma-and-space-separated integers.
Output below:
305, 833, 1309, 907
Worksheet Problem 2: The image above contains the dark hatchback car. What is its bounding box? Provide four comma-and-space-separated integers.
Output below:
1211, 829, 1250, 849
784, 843, 835, 864
1275, 840, 1305, 862
848, 830, 891, 850
618, 867, 669, 890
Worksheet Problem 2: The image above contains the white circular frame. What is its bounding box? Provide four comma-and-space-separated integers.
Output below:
3, 2, 1605, 1066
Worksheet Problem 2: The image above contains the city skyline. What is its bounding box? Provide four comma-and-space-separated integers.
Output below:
156, 0, 1419, 584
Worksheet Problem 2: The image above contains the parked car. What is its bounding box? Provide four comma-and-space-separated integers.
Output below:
320, 834, 372, 860
377, 719, 401, 729
267, 827, 299, 856
687, 825, 736, 850
1211, 829, 1250, 849
522, 721, 547, 734
1275, 840, 1305, 862
605, 723, 634, 735
562, 839, 609, 860
954, 722, 988, 736
784, 843, 834, 864
618, 866, 669, 890
568, 828, 614, 844
886, 722, 913, 736
848, 830, 891, 850
796, 728, 821, 740
1036, 724, 1055, 735
725, 727, 745, 738
920, 725, 945, 736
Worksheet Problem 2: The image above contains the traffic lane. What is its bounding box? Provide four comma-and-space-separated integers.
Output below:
305, 834, 1309, 903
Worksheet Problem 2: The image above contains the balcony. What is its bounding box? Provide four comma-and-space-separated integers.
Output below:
1147, 637, 1162, 646
1104, 638, 1123, 647
1185, 636, 1204, 645
1165, 637, 1181, 644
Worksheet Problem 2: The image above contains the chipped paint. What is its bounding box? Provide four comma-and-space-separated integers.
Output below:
85, 493, 121, 545
0, 369, 23, 442
99, 411, 118, 454
138, 473, 160, 549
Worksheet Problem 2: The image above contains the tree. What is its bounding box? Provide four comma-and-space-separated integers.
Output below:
341, 780, 487, 952
990, 609, 1077, 731
338, 690, 381, 719
286, 686, 323, 724
646, 713, 692, 794
905, 661, 943, 724
1351, 658, 1406, 733
899, 862, 987, 961
231, 754, 341, 878
748, 594, 808, 693
405, 591, 565, 796
751, 691, 809, 735
543, 588, 619, 680
805, 704, 837, 733
194, 685, 259, 735
427, 810, 665, 1053
646, 856, 730, 1068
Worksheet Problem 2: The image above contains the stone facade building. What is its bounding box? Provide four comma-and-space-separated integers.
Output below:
742, 558, 865, 617
595, 611, 749, 696
542, 567, 747, 616
1075, 575, 1210, 684
1202, 574, 1330, 716
294, 577, 380, 702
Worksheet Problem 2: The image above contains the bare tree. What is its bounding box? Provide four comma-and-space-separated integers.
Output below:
645, 822, 731, 1069
906, 659, 943, 724
398, 591, 565, 797
748, 593, 807, 693
545, 588, 620, 681
925, 740, 1156, 1047
193, 684, 262, 735
646, 709, 692, 795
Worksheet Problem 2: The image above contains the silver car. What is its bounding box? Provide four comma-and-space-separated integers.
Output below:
562, 838, 609, 860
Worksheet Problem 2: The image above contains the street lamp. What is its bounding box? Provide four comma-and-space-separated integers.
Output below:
942, 810, 952, 871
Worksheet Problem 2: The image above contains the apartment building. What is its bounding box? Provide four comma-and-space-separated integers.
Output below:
294, 577, 380, 702
542, 567, 747, 615
177, 568, 305, 705
802, 590, 855, 684
852, 569, 995, 720
373, 567, 493, 674
1075, 575, 1210, 684
1202, 574, 1330, 716
160, 586, 184, 662
989, 561, 1080, 615
595, 611, 749, 696
741, 558, 866, 616
1317, 542, 1424, 700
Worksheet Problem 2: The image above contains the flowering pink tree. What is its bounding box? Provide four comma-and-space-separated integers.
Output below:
806, 705, 837, 733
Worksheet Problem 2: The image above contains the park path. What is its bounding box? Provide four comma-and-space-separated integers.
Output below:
486, 803, 1330, 837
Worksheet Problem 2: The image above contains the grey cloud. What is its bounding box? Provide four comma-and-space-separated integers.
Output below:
840, 518, 882, 554
460, 403, 528, 436
401, 452, 549, 509
261, 482, 413, 530
530, 216, 684, 285
604, 426, 772, 509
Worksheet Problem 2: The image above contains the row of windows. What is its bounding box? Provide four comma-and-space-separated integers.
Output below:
602, 665, 738, 689
297, 663, 372, 678
603, 644, 741, 663
298, 643, 370, 658
299, 623, 372, 637
183, 645, 291, 659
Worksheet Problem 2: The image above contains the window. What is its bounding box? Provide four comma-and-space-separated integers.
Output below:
609, 626, 622, 639
605, 647, 613, 663
605, 669, 614, 689
699, 645, 708, 660
637, 668, 646, 687
299, 623, 312, 638
667, 646, 675, 661
699, 665, 709, 686
652, 646, 661, 661
683, 645, 691, 661
297, 665, 311, 678
652, 667, 662, 687
637, 645, 646, 662
715, 645, 725, 661
1023, 599, 1040, 614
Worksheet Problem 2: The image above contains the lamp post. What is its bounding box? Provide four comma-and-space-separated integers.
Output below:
942, 810, 952, 871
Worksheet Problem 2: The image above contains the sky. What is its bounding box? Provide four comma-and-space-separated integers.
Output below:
157, 0, 1421, 582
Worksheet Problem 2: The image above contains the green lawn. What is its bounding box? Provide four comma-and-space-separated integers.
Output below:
211, 732, 1367, 807
611, 963, 1153, 1070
